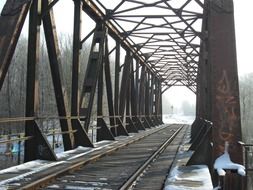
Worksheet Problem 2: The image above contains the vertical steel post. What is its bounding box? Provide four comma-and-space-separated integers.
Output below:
96, 33, 115, 141
135, 61, 140, 116
159, 81, 163, 123
104, 37, 117, 132
153, 77, 160, 125
42, 0, 74, 150
193, 1, 210, 139
123, 55, 138, 133
25, 0, 42, 160
114, 41, 120, 118
145, 72, 154, 127
207, 0, 244, 188
119, 52, 131, 120
113, 41, 129, 136
71, 0, 93, 147
25, 0, 56, 162
139, 65, 150, 128
149, 74, 156, 125
96, 55, 115, 141
79, 22, 106, 133
145, 72, 150, 117
131, 60, 145, 130
139, 65, 145, 118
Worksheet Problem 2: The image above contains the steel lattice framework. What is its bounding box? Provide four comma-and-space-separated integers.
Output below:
83, 0, 204, 93
0, 0, 245, 189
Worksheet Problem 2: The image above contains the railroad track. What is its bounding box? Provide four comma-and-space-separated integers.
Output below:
33, 124, 186, 190
120, 124, 186, 190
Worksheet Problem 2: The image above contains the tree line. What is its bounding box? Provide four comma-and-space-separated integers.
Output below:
0, 34, 90, 135
239, 73, 253, 190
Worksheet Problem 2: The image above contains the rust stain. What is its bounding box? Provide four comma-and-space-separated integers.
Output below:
215, 70, 238, 153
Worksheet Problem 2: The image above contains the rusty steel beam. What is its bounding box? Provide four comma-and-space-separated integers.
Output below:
138, 65, 147, 125
208, 0, 242, 163
71, 0, 93, 148
81, 0, 160, 79
196, 0, 210, 120
114, 41, 120, 117
104, 38, 117, 132
25, 0, 42, 161
207, 0, 244, 188
42, 0, 74, 150
0, 0, 31, 90
25, 0, 57, 162
130, 60, 145, 131
113, 41, 129, 136
119, 51, 131, 120
96, 43, 115, 141
125, 66, 139, 133
79, 22, 106, 131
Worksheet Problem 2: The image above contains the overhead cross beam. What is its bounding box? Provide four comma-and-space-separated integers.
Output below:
81, 0, 203, 91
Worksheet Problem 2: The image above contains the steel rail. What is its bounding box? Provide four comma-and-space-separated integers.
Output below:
119, 125, 184, 190
20, 124, 170, 189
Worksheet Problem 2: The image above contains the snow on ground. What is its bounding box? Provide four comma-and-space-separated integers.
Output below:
0, 140, 119, 187
164, 124, 213, 190
164, 165, 213, 190
163, 114, 195, 125
56, 140, 116, 160
56, 146, 92, 159
0, 160, 65, 186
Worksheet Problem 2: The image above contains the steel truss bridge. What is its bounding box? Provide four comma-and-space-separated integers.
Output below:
0, 0, 247, 189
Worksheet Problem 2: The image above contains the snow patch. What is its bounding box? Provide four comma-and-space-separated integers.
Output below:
0, 160, 47, 174
214, 142, 245, 176
67, 141, 116, 161
164, 165, 213, 190
94, 140, 113, 147
70, 181, 108, 186
47, 184, 60, 188
57, 141, 116, 160
0, 161, 65, 185
57, 146, 91, 158
65, 186, 95, 190
167, 166, 182, 182
163, 114, 194, 125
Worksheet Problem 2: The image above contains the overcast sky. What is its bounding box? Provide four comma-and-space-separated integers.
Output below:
0, 0, 252, 110
234, 0, 253, 75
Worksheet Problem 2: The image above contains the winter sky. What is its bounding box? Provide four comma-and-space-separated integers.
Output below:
0, 0, 252, 110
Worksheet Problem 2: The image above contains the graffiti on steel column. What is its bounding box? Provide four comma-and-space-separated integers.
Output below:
216, 70, 238, 152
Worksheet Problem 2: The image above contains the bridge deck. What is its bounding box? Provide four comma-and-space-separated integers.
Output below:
0, 124, 184, 189
131, 124, 188, 190
43, 124, 186, 190
164, 128, 214, 190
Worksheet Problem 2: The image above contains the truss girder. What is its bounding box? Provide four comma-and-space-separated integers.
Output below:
0, 2, 244, 188
81, 0, 204, 91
